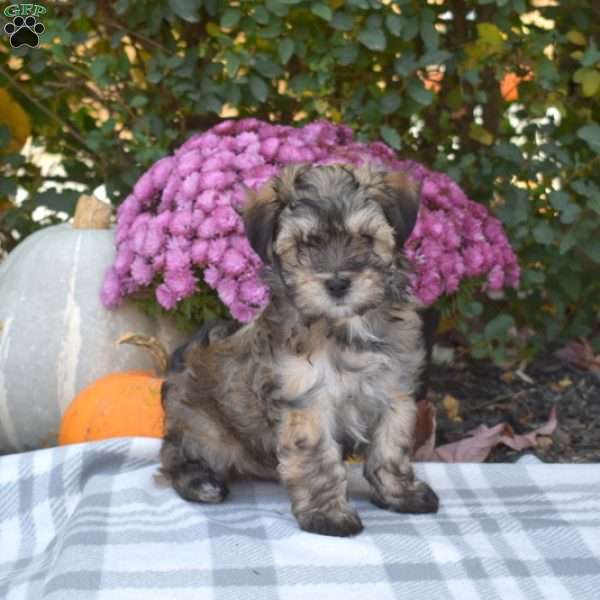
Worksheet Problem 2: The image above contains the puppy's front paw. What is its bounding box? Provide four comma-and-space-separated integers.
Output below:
372, 479, 439, 514
296, 506, 364, 537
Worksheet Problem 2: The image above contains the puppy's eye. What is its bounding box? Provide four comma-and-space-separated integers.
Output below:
361, 233, 374, 245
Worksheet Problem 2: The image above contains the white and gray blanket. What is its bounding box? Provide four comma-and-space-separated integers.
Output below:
1, 438, 599, 599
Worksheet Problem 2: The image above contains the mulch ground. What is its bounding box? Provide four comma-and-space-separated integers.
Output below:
428, 350, 600, 463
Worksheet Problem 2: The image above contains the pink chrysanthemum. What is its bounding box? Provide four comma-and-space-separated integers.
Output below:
102, 119, 520, 322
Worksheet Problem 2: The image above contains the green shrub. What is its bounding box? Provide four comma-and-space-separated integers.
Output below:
1, 0, 598, 362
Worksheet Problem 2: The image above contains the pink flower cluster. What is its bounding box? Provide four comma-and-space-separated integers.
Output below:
401, 161, 521, 305
101, 119, 520, 322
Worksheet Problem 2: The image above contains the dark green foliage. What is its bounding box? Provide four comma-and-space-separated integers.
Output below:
1, 0, 598, 362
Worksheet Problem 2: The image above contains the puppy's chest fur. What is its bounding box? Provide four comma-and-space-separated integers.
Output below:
273, 317, 400, 444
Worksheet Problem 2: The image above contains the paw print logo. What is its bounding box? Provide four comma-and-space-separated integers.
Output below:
4, 15, 45, 48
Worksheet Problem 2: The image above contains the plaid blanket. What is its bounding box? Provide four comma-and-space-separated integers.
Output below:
1, 438, 599, 599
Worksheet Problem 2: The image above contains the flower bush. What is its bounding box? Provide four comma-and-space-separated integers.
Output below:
101, 119, 519, 323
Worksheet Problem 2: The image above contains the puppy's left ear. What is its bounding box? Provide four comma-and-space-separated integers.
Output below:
377, 171, 421, 249
241, 180, 280, 265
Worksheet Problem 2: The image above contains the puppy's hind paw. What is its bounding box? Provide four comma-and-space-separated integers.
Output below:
296, 506, 364, 537
174, 476, 229, 504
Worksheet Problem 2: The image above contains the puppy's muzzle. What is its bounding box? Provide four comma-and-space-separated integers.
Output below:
325, 276, 351, 298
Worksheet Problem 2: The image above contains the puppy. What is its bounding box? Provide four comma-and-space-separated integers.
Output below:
160, 164, 439, 536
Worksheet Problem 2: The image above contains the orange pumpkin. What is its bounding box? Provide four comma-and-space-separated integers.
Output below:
59, 334, 168, 445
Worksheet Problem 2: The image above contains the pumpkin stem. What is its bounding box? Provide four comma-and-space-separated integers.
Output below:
117, 333, 169, 376
73, 195, 112, 229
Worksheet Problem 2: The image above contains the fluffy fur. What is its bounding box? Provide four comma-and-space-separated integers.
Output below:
160, 164, 439, 536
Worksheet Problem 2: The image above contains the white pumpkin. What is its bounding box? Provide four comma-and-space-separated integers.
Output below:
0, 197, 186, 453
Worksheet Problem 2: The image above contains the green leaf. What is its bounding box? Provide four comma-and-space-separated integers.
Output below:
311, 3, 332, 21
582, 71, 600, 96
115, 0, 129, 15
35, 189, 80, 214
379, 125, 401, 150
90, 56, 110, 80
224, 52, 241, 77
255, 56, 282, 78
477, 22, 504, 46
385, 14, 403, 37
549, 190, 571, 211
521, 269, 545, 287
460, 300, 483, 318
253, 5, 270, 24
0, 176, 16, 195
535, 58, 559, 88
265, 0, 289, 16
420, 21, 438, 50
419, 50, 452, 68
167, 0, 201, 22
560, 203, 582, 224
0, 124, 9, 149
278, 38, 295, 64
494, 142, 522, 163
567, 30, 587, 46
559, 227, 577, 254
380, 91, 401, 114
469, 123, 494, 145
257, 18, 282, 38
358, 28, 386, 51
574, 68, 600, 96
289, 73, 313, 94
220, 8, 242, 28
365, 14, 383, 30
577, 123, 600, 153
586, 194, 600, 215
581, 39, 600, 67
249, 75, 269, 102
559, 270, 582, 302
130, 95, 149, 108
484, 314, 514, 340
407, 79, 433, 105
532, 222, 555, 245
495, 188, 529, 227
333, 44, 359, 66
331, 11, 354, 31
394, 54, 417, 77
402, 16, 419, 41
583, 239, 600, 263
471, 343, 488, 360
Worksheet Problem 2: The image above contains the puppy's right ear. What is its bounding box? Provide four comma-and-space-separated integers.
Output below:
242, 180, 280, 265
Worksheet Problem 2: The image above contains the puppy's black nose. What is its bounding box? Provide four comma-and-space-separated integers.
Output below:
325, 276, 351, 298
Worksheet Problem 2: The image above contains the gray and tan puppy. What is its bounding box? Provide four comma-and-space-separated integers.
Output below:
160, 164, 439, 536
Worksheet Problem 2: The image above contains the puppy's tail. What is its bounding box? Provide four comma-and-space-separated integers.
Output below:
167, 319, 242, 373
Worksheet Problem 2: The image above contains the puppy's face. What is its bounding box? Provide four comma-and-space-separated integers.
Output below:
243, 164, 420, 320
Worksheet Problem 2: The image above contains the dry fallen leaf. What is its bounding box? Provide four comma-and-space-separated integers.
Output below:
515, 368, 534, 384
414, 406, 558, 463
501, 371, 515, 383
412, 399, 436, 461
558, 377, 573, 388
442, 394, 462, 422
555, 339, 600, 373
536, 436, 553, 450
